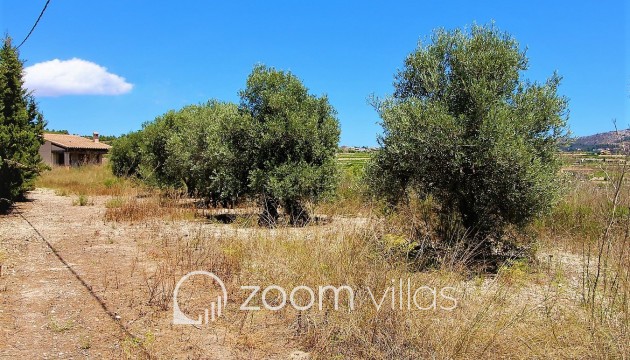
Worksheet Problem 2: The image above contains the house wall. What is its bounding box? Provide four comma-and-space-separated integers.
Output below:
38, 141, 53, 165
39, 140, 108, 166
39, 141, 69, 166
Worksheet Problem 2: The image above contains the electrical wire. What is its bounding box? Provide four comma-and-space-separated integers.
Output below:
16, 0, 51, 49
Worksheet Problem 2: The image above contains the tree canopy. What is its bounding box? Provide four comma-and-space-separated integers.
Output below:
111, 65, 340, 225
367, 24, 568, 244
240, 65, 340, 225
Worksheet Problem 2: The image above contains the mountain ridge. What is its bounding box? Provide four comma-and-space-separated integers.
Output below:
564, 129, 630, 152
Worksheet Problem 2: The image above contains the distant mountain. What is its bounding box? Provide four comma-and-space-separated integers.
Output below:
562, 129, 630, 152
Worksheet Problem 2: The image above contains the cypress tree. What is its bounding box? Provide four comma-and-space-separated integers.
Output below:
0, 36, 46, 210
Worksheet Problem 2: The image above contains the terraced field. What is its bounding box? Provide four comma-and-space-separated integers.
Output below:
336, 152, 371, 169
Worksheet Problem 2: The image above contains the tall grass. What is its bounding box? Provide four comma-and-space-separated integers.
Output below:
35, 165, 200, 222
537, 172, 629, 356
35, 164, 138, 196
126, 157, 628, 358
104, 192, 197, 222
317, 164, 372, 217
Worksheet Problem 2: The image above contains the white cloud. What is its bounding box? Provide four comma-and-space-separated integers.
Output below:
24, 58, 133, 97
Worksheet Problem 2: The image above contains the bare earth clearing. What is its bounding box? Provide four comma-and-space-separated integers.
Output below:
0, 189, 306, 359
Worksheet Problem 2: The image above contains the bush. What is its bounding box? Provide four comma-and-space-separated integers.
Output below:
367, 24, 568, 251
161, 101, 253, 206
112, 101, 249, 206
73, 194, 91, 206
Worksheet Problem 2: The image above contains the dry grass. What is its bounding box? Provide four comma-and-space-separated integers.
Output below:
35, 165, 138, 197
138, 214, 627, 358
32, 162, 630, 358
536, 175, 629, 358
104, 193, 197, 223
36, 165, 198, 222
316, 166, 373, 218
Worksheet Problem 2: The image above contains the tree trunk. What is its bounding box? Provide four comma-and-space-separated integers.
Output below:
285, 200, 310, 227
258, 196, 279, 227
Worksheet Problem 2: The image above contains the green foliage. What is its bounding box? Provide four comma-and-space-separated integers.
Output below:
0, 36, 45, 208
367, 24, 568, 241
110, 65, 340, 225
161, 101, 253, 205
240, 65, 340, 225
110, 130, 144, 177
337, 152, 371, 173
73, 194, 91, 206
44, 128, 69, 134
136, 110, 184, 186
382, 233, 419, 257
112, 101, 249, 205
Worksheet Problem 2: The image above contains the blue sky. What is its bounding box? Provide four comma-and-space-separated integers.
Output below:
1, 0, 628, 146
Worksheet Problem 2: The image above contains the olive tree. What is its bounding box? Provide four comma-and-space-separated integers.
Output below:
367, 24, 568, 246
240, 65, 340, 225
111, 65, 340, 226
111, 101, 253, 206
136, 109, 188, 187
110, 112, 183, 184
110, 130, 143, 177
163, 101, 253, 206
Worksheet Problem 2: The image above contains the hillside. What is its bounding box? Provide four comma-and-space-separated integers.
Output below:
563, 129, 630, 152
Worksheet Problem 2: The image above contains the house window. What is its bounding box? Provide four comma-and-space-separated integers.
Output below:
54, 152, 64, 165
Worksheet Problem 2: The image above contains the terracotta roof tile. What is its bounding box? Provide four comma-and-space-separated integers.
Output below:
43, 133, 112, 150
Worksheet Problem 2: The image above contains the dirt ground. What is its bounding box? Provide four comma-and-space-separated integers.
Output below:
0, 189, 306, 359
1, 188, 617, 359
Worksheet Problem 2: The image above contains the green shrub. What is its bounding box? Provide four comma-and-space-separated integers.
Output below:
110, 131, 143, 178
73, 194, 90, 206
105, 197, 125, 208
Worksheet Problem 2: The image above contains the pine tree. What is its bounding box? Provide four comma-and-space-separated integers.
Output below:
0, 36, 46, 210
